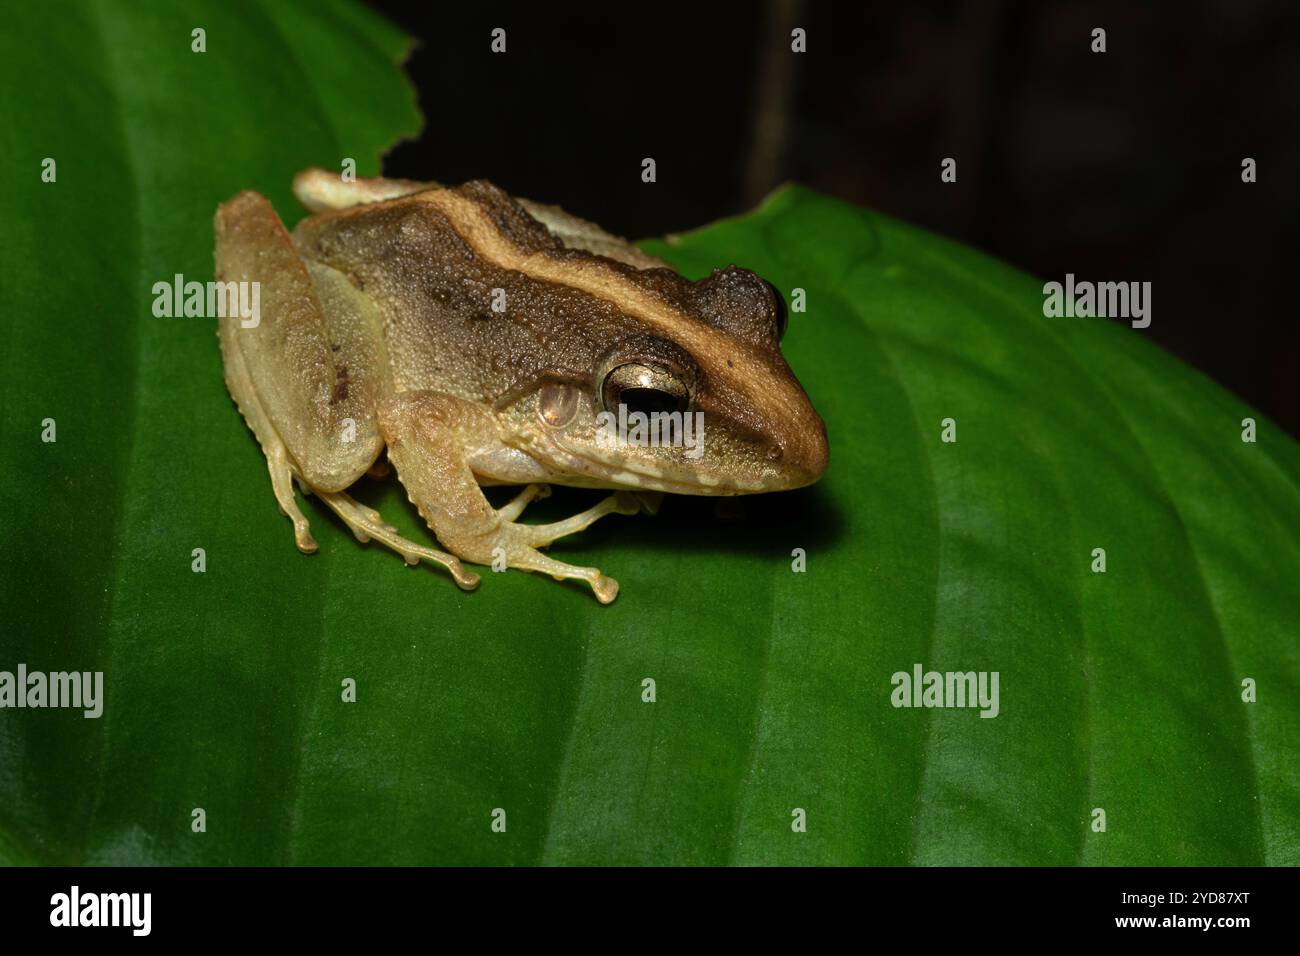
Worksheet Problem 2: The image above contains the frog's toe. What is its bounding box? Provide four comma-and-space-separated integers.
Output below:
277, 493, 317, 551
591, 574, 619, 604
517, 492, 639, 548
294, 525, 319, 553
508, 545, 620, 604
355, 502, 397, 534
449, 563, 481, 591
496, 483, 552, 522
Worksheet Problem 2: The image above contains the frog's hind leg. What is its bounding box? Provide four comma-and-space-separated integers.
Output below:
216, 191, 387, 491
220, 311, 318, 553
215, 191, 399, 562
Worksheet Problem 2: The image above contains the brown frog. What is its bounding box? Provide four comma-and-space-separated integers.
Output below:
213, 169, 827, 603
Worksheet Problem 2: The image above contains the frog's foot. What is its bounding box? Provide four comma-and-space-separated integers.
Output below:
316, 489, 480, 591
496, 483, 551, 522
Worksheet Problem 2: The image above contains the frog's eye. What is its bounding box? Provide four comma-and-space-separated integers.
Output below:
761, 279, 788, 340
601, 363, 690, 416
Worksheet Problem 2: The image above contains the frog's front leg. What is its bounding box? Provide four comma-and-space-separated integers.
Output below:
379, 391, 637, 604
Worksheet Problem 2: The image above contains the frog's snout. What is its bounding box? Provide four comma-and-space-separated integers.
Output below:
767, 412, 829, 490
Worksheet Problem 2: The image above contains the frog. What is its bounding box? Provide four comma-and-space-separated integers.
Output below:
213, 168, 828, 603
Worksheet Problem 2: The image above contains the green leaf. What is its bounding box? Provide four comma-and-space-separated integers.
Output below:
2, 1, 1297, 866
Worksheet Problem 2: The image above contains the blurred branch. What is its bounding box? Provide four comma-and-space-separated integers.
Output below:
744, 0, 803, 206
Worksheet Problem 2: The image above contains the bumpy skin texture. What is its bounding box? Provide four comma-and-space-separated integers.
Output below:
214, 169, 828, 602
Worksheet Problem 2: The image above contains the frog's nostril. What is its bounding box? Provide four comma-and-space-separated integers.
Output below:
766, 443, 783, 463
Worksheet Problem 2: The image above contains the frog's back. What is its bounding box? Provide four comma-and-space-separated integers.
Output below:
292, 181, 660, 406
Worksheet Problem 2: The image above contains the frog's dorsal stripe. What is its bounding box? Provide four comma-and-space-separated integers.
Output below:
294, 167, 668, 271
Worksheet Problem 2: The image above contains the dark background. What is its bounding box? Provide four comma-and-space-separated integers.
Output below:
372, 0, 1299, 436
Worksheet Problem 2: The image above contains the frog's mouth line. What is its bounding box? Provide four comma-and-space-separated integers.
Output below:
536, 433, 774, 496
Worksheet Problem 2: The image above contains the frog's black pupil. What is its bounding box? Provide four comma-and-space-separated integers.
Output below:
618, 386, 686, 416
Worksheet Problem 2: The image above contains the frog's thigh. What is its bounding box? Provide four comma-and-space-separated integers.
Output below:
378, 391, 622, 603
215, 191, 383, 493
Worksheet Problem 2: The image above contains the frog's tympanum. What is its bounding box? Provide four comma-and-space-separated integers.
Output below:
214, 170, 828, 603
